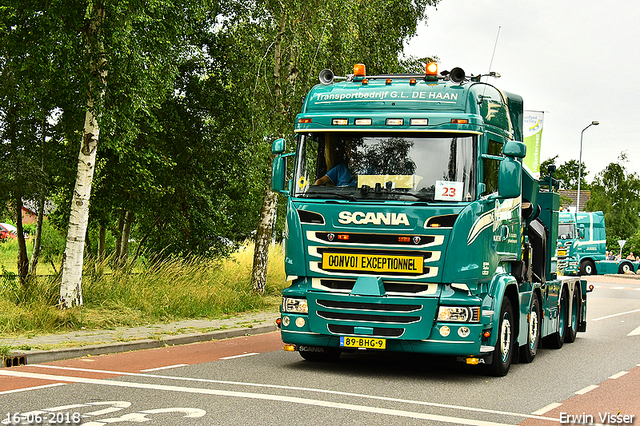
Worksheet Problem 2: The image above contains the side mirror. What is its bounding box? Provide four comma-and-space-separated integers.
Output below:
272, 138, 286, 155
498, 157, 522, 198
578, 226, 585, 239
503, 140, 526, 158
271, 155, 287, 193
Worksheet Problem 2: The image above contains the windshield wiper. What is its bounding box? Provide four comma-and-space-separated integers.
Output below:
300, 191, 358, 201
401, 193, 434, 201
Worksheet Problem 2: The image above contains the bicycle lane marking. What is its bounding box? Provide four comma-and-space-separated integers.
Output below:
0, 367, 558, 426
520, 364, 640, 426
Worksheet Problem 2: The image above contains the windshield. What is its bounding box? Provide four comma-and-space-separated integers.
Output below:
293, 132, 476, 202
558, 224, 576, 240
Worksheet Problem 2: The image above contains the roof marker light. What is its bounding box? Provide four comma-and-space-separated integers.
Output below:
355, 118, 372, 126
353, 63, 366, 77
386, 79, 392, 85
298, 118, 312, 124
425, 62, 438, 82
332, 118, 349, 126
451, 119, 469, 124
386, 118, 404, 126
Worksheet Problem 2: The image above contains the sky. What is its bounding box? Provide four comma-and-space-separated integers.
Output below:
404, 0, 640, 182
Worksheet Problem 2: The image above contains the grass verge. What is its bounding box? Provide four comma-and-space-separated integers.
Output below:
0, 242, 287, 339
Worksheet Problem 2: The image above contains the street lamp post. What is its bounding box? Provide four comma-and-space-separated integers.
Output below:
576, 121, 599, 213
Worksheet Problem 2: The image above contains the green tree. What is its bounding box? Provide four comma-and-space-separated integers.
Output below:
586, 153, 640, 243
242, 0, 440, 292
0, 1, 67, 287
540, 155, 589, 190
47, 0, 211, 307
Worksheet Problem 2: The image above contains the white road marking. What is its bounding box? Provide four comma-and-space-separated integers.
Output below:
628, 325, 640, 336
140, 364, 188, 372
0, 369, 518, 426
531, 402, 562, 415
608, 371, 628, 379
219, 352, 259, 360
0, 383, 65, 395
592, 308, 640, 321
574, 385, 598, 395
3, 366, 557, 424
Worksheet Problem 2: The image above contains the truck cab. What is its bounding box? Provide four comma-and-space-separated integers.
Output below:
561, 211, 606, 275
271, 63, 589, 376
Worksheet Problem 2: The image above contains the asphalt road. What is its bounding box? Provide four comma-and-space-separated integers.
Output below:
1, 276, 639, 426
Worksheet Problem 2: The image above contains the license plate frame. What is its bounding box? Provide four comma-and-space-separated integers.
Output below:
339, 336, 386, 350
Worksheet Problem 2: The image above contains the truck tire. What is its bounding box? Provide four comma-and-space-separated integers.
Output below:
299, 348, 341, 362
579, 260, 595, 275
565, 285, 580, 343
546, 288, 568, 349
488, 298, 514, 376
519, 295, 541, 363
618, 261, 634, 274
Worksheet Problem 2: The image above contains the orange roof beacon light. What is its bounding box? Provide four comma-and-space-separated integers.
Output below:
353, 63, 366, 78
425, 62, 438, 82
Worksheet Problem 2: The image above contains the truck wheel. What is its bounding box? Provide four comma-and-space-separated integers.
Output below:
565, 285, 580, 343
299, 348, 341, 362
547, 288, 568, 349
488, 298, 514, 376
618, 261, 633, 274
520, 295, 541, 363
580, 260, 595, 275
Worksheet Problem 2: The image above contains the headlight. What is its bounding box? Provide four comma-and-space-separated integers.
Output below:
437, 306, 480, 322
282, 297, 308, 314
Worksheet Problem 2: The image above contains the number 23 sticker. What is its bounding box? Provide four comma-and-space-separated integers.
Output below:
435, 180, 464, 201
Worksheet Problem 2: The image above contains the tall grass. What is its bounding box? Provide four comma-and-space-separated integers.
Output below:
0, 242, 288, 336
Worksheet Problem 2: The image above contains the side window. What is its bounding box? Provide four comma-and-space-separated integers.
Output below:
482, 138, 502, 194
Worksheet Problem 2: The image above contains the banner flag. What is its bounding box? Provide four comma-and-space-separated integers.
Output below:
523, 110, 544, 179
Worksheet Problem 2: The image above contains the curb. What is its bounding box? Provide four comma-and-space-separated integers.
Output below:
2, 323, 277, 367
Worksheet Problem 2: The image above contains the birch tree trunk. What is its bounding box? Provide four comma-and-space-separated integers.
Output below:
114, 209, 124, 265
15, 197, 29, 288
119, 210, 133, 267
27, 194, 46, 279
251, 187, 278, 292
97, 224, 106, 263
250, 9, 287, 293
28, 119, 48, 280
59, 9, 107, 308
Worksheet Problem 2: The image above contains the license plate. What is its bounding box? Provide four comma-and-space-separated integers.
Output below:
557, 250, 567, 256
322, 253, 423, 274
340, 336, 386, 349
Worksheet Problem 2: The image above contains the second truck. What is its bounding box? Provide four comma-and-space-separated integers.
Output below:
271, 63, 591, 376
558, 210, 637, 275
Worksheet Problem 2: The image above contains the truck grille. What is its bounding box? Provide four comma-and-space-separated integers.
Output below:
315, 232, 435, 247
317, 299, 421, 312
317, 279, 434, 295
317, 310, 420, 324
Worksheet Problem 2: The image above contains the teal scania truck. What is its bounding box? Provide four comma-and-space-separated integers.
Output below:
557, 211, 637, 275
557, 211, 606, 275
270, 63, 591, 376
